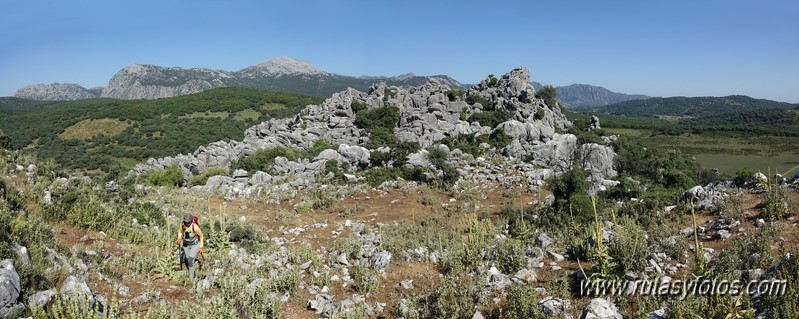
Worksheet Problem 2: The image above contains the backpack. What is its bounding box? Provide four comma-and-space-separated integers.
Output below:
192, 215, 199, 227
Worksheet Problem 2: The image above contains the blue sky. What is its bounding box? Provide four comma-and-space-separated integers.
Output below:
1, 0, 797, 102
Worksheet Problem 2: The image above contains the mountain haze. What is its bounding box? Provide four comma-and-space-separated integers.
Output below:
531, 81, 649, 109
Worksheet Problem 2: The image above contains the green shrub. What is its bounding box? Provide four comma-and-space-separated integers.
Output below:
757, 247, 799, 317
355, 106, 400, 131
350, 100, 367, 113
226, 221, 262, 248
733, 167, 755, 186
67, 200, 117, 231
364, 126, 399, 149
310, 139, 335, 156
536, 85, 558, 109
310, 189, 334, 209
465, 94, 495, 110
352, 264, 381, 294
608, 216, 647, 274
663, 169, 696, 190
548, 168, 587, 204
488, 75, 499, 87
426, 147, 460, 188
447, 90, 465, 102
503, 284, 542, 319
323, 160, 345, 182
232, 146, 304, 174
127, 201, 165, 227
362, 167, 426, 187
383, 88, 397, 99
495, 239, 527, 274
141, 165, 184, 187
535, 108, 545, 120
467, 110, 511, 128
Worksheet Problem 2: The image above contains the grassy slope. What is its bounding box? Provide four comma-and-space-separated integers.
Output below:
0, 88, 322, 171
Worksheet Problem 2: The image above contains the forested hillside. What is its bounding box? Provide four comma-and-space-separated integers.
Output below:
0, 88, 321, 171
594, 95, 797, 117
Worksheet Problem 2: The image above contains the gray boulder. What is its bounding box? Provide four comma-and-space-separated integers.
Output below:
371, 251, 392, 269
249, 171, 272, 186
0, 259, 24, 319
338, 144, 370, 167
232, 169, 249, 182
14, 245, 29, 267
579, 143, 618, 182
60, 275, 95, 309
314, 149, 344, 162
536, 233, 553, 249
579, 298, 622, 319
28, 288, 56, 309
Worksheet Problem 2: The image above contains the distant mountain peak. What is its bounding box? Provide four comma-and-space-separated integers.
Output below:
530, 81, 649, 108
253, 56, 325, 76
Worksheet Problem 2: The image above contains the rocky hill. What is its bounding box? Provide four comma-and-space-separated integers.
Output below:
531, 81, 649, 109
14, 56, 465, 100
132, 67, 618, 196
13, 83, 100, 100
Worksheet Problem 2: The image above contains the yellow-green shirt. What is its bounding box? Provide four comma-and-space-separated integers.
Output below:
177, 222, 204, 248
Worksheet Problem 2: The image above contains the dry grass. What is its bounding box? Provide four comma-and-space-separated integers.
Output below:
59, 118, 130, 140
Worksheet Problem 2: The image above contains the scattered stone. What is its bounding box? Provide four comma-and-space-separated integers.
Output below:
512, 269, 537, 284
399, 279, 414, 290
371, 251, 392, 269
536, 233, 553, 249
649, 308, 666, 319
336, 253, 350, 266
540, 297, 571, 317
117, 284, 130, 297
549, 251, 565, 261
308, 294, 334, 314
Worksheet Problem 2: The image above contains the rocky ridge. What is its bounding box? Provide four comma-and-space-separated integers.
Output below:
131, 66, 618, 197
13, 83, 101, 101
14, 56, 465, 101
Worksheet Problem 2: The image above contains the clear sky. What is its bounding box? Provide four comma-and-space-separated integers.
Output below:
1, 0, 797, 102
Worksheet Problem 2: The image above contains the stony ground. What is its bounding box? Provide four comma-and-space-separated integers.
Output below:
42, 181, 799, 318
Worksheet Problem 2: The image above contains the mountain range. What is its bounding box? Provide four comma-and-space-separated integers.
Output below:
14, 56, 464, 101
12, 56, 649, 108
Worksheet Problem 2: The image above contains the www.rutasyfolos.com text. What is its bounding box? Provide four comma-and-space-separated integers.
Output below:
580, 277, 787, 300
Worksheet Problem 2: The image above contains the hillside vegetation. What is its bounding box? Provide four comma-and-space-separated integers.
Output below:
0, 88, 321, 171
592, 95, 798, 118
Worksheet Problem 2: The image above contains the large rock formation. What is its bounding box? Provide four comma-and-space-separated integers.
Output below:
131, 66, 617, 196
101, 64, 234, 100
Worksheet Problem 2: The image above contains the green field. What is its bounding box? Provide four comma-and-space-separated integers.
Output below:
604, 128, 799, 176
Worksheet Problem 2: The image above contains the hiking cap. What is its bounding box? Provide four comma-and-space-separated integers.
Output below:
183, 213, 193, 223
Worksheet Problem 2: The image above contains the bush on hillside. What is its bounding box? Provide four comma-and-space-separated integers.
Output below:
141, 165, 184, 187
354, 106, 400, 131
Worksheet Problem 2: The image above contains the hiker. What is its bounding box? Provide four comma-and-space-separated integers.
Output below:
175, 213, 204, 283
